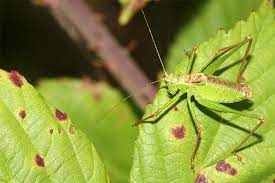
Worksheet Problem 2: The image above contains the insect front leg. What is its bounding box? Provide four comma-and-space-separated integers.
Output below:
132, 92, 182, 126
194, 97, 264, 158
187, 94, 202, 170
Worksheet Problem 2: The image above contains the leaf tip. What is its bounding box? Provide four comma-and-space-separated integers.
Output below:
217, 27, 228, 34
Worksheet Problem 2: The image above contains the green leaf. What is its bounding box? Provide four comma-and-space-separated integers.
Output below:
0, 70, 109, 182
130, 1, 275, 182
166, 0, 261, 72
38, 79, 138, 183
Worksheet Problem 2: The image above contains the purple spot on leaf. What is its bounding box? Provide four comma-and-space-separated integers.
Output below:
195, 174, 208, 183
35, 154, 45, 167
19, 110, 26, 119
55, 108, 68, 121
9, 71, 23, 88
228, 168, 237, 176
171, 125, 186, 140
216, 160, 230, 172
216, 160, 237, 176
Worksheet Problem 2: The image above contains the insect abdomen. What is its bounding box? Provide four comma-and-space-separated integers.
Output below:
191, 76, 252, 103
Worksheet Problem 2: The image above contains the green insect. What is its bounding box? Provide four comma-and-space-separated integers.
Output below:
133, 10, 265, 170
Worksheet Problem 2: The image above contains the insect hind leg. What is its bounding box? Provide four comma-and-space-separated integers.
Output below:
236, 35, 253, 84
185, 46, 197, 74
231, 116, 264, 155
194, 97, 264, 159
198, 36, 253, 77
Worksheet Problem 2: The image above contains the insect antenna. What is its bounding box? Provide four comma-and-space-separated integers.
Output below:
141, 8, 168, 76
95, 79, 162, 127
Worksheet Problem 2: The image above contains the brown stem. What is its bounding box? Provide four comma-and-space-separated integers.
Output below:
32, 0, 156, 110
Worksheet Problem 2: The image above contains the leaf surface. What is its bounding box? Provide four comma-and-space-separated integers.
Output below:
130, 1, 275, 182
0, 70, 109, 182
38, 79, 138, 183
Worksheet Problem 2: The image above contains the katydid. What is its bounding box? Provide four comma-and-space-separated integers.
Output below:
134, 9, 265, 170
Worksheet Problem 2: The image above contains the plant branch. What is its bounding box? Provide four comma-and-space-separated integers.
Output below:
33, 0, 156, 110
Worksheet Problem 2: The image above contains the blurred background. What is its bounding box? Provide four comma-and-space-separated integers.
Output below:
0, 0, 261, 87
2, 0, 173, 83
0, 0, 263, 182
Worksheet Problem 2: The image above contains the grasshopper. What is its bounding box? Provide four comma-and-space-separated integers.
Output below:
133, 9, 265, 170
